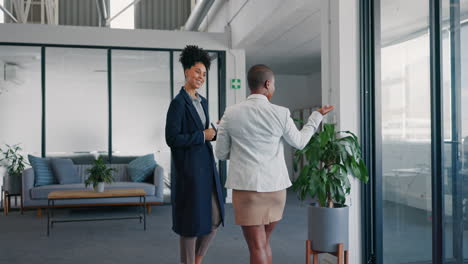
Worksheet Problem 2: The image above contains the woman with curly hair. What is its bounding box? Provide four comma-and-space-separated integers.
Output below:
165, 45, 224, 264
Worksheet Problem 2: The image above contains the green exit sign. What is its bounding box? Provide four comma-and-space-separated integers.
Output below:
231, 79, 241, 89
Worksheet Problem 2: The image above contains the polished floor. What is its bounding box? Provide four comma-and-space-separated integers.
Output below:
0, 191, 324, 264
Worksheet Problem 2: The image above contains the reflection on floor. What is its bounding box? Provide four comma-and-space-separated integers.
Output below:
384, 200, 468, 264
5, 193, 468, 263
0, 190, 337, 264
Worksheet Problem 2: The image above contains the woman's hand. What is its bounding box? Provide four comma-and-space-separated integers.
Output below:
204, 128, 216, 141
317, 105, 334, 115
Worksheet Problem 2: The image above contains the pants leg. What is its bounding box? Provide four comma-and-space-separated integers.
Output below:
180, 236, 196, 264
179, 190, 221, 264
180, 228, 218, 264
195, 227, 218, 257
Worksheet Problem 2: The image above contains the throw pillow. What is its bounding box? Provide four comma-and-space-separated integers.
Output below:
28, 155, 56, 186
50, 158, 80, 184
128, 154, 157, 182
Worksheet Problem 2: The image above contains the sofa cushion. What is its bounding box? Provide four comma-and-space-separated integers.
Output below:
108, 155, 139, 164
50, 158, 80, 184
48, 154, 97, 165
28, 155, 56, 186
30, 182, 156, 199
127, 154, 157, 182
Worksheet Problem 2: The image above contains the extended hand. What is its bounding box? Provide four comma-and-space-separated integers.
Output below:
317, 105, 334, 115
204, 128, 216, 141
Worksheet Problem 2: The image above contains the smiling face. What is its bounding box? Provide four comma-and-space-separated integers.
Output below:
184, 62, 207, 90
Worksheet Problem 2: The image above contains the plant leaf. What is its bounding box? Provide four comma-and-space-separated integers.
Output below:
358, 159, 369, 182
290, 123, 369, 207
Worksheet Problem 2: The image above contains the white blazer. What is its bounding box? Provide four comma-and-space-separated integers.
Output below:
215, 94, 323, 192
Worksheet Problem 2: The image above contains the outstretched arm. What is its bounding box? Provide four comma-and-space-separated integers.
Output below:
282, 105, 334, 150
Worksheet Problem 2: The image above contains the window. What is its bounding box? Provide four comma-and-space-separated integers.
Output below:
0, 46, 42, 155
111, 50, 171, 172
45, 48, 108, 156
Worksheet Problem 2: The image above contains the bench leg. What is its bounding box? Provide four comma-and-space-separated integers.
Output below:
146, 205, 151, 214
37, 208, 42, 217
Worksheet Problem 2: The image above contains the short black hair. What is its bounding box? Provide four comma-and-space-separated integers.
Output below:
179, 45, 211, 71
247, 64, 274, 90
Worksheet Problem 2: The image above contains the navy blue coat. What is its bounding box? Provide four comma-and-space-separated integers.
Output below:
165, 88, 225, 237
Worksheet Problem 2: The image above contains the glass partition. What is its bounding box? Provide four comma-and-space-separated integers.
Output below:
45, 47, 108, 156
380, 0, 432, 262
0, 46, 42, 155
0, 44, 224, 202
442, 0, 468, 262
111, 49, 171, 173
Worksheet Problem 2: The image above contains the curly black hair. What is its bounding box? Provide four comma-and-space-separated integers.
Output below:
179, 45, 211, 71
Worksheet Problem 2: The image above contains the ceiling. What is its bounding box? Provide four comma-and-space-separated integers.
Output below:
0, 0, 323, 76
238, 1, 322, 75
239, 0, 468, 75
4, 0, 468, 78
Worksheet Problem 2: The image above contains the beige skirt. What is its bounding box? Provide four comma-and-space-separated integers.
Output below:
232, 189, 287, 226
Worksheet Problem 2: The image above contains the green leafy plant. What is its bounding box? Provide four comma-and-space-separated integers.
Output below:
0, 143, 29, 177
292, 123, 369, 208
84, 156, 116, 189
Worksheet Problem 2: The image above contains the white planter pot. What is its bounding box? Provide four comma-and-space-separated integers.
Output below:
94, 182, 105, 192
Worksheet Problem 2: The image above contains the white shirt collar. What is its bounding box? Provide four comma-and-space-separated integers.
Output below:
247, 94, 269, 101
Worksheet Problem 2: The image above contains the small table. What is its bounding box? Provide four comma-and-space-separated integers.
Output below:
1, 188, 22, 216
47, 188, 146, 236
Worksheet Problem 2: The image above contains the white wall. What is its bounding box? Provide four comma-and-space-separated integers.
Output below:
0, 23, 227, 50
271, 73, 322, 110
321, 0, 362, 263
225, 49, 246, 107
269, 73, 322, 177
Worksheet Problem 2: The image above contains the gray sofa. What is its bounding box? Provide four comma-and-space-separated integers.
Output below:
22, 161, 165, 214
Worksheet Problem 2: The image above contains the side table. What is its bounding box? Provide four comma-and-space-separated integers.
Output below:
1, 186, 5, 216
47, 188, 146, 236
2, 189, 23, 216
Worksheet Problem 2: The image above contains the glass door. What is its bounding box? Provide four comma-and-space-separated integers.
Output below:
380, 0, 433, 262
442, 0, 468, 263
375, 0, 468, 263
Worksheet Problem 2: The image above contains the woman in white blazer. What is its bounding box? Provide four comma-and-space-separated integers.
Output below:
215, 64, 334, 264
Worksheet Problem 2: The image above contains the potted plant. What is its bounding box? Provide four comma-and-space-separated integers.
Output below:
84, 156, 116, 192
0, 144, 29, 194
292, 123, 369, 253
